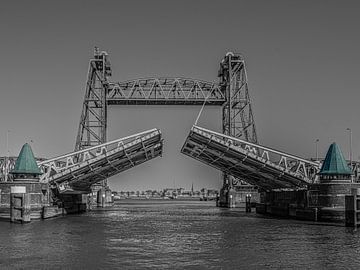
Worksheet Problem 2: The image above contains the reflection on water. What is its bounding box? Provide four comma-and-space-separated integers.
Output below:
1, 200, 360, 269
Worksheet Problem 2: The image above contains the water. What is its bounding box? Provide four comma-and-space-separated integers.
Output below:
1, 200, 360, 269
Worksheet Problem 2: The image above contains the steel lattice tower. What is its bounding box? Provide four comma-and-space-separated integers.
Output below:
219, 52, 258, 186
75, 47, 111, 151
219, 52, 257, 143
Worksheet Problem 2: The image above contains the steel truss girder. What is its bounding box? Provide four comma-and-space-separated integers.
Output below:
107, 77, 225, 105
38, 129, 163, 192
181, 126, 320, 191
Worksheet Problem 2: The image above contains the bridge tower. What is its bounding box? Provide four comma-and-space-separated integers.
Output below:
75, 47, 111, 151
219, 52, 257, 143
218, 52, 258, 205
75, 47, 112, 194
73, 48, 258, 207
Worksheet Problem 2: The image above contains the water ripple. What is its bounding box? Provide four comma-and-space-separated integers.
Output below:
0, 200, 359, 269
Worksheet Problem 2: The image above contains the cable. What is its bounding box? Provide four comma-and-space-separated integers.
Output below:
194, 96, 209, 126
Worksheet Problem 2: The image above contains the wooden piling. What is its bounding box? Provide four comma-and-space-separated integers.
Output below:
345, 188, 360, 227
10, 186, 31, 223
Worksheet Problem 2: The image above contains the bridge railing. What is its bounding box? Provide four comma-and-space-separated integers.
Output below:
38, 128, 161, 183
107, 77, 225, 105
189, 126, 321, 183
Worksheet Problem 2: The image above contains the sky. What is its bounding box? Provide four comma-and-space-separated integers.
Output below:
0, 0, 359, 191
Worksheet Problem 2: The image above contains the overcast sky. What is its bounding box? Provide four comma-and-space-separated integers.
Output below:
0, 0, 359, 191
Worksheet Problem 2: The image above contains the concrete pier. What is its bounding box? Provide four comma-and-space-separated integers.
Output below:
58, 193, 88, 214
218, 184, 259, 208
97, 187, 113, 207
0, 181, 51, 220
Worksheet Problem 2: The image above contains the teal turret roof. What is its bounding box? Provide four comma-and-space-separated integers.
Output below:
10, 143, 42, 175
319, 142, 352, 175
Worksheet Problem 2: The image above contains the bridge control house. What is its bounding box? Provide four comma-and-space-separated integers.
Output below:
0, 143, 50, 222
257, 142, 360, 222
308, 142, 359, 221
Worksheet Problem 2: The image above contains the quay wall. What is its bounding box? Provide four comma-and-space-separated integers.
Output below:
256, 183, 360, 223
0, 182, 50, 219
0, 182, 91, 221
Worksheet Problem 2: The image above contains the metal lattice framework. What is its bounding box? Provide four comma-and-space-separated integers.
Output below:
75, 48, 111, 151
108, 78, 225, 105
75, 49, 227, 153
75, 50, 254, 151
181, 126, 320, 191
38, 129, 162, 192
73, 48, 258, 190
219, 52, 257, 143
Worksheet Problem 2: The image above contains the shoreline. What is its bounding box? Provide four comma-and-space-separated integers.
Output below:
114, 197, 216, 202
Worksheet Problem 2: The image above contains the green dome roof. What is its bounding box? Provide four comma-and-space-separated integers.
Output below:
319, 142, 352, 175
10, 143, 42, 175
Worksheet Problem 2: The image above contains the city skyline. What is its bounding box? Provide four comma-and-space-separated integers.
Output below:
0, 1, 359, 191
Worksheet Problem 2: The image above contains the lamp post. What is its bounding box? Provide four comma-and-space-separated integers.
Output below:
4, 130, 10, 182
347, 128, 352, 181
315, 139, 319, 162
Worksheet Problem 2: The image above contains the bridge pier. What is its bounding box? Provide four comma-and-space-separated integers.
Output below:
218, 185, 259, 208
96, 186, 114, 208
0, 180, 56, 221
58, 193, 88, 214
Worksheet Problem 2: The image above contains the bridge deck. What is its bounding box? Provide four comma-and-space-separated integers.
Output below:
38, 129, 163, 193
181, 126, 319, 191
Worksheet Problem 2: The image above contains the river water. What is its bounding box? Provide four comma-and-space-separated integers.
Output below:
0, 200, 360, 269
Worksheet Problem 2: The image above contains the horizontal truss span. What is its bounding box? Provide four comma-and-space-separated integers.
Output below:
38, 129, 163, 192
181, 126, 320, 191
107, 77, 225, 105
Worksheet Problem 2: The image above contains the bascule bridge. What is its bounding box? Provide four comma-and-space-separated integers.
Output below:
0, 47, 336, 215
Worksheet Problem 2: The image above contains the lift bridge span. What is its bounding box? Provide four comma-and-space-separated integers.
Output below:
182, 126, 320, 191
0, 48, 324, 192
